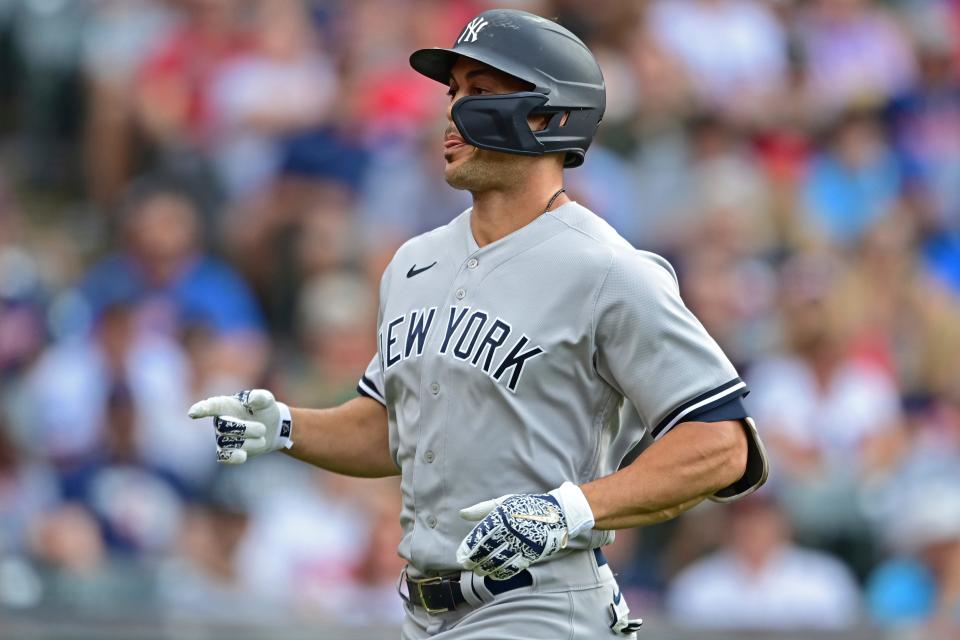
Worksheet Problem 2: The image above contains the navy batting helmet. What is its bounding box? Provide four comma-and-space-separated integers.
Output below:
409, 9, 606, 168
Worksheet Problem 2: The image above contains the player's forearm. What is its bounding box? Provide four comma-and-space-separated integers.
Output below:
582, 420, 747, 529
285, 397, 399, 478
601, 494, 710, 529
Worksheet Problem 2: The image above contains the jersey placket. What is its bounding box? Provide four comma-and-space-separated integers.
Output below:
405, 245, 482, 568
407, 210, 569, 570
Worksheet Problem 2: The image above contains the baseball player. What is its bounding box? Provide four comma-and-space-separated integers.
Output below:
188, 9, 768, 639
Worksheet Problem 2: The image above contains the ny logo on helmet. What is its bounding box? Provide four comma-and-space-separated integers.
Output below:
457, 17, 489, 44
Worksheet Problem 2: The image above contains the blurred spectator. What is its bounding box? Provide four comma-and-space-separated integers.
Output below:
225, 182, 360, 330
801, 109, 902, 247
565, 145, 640, 242
236, 466, 389, 618
624, 123, 694, 251
28, 504, 106, 578
0, 422, 59, 556
626, 22, 695, 131
25, 502, 156, 613
158, 470, 273, 623
209, 0, 337, 199
684, 115, 776, 254
359, 129, 471, 247
647, 0, 787, 119
629, 113, 775, 254
56, 378, 186, 554
798, 0, 917, 116
327, 477, 406, 625
81, 0, 179, 206
158, 500, 255, 622
17, 300, 213, 490
287, 271, 377, 407
8, 0, 87, 187
922, 225, 960, 296
748, 253, 904, 569
80, 180, 267, 383
886, 19, 960, 230
0, 189, 47, 378
136, 0, 249, 148
867, 483, 960, 630
666, 496, 861, 630
674, 117, 783, 366
679, 244, 777, 368
830, 215, 960, 404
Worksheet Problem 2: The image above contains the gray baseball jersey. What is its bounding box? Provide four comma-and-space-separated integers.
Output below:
358, 202, 761, 574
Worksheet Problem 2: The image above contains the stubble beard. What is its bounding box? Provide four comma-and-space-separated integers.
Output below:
444, 149, 528, 193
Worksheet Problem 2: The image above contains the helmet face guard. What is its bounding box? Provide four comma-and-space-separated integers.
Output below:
452, 93, 595, 167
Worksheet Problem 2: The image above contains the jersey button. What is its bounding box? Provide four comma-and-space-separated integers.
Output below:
467, 258, 479, 269
423, 450, 435, 463
455, 288, 466, 300
430, 382, 440, 395
426, 515, 438, 528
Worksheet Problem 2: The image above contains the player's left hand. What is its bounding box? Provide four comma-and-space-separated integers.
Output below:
455, 481, 595, 581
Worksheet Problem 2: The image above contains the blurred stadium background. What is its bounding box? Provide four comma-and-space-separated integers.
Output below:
0, 0, 959, 638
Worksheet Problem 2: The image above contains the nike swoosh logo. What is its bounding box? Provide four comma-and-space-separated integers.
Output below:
407, 262, 438, 278
511, 511, 561, 524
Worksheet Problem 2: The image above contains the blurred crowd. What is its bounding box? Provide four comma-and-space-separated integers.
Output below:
1, 0, 959, 634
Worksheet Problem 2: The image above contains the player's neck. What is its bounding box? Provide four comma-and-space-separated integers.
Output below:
469, 173, 568, 247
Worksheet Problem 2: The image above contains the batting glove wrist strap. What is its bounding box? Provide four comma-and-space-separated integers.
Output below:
549, 482, 594, 538
275, 401, 294, 450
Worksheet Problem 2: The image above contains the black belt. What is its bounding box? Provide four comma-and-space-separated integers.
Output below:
404, 549, 607, 614
403, 570, 533, 614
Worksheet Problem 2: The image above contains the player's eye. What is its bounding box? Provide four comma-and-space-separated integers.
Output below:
446, 85, 489, 100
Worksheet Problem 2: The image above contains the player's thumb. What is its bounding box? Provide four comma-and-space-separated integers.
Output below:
246, 389, 276, 411
459, 498, 501, 521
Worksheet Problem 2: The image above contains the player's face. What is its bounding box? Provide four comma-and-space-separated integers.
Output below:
443, 58, 547, 191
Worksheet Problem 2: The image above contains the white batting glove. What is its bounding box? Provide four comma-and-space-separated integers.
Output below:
609, 586, 643, 636
455, 482, 595, 580
187, 389, 293, 464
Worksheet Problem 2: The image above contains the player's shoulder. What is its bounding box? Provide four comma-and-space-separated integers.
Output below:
382, 209, 470, 279
397, 210, 466, 256
550, 202, 679, 289
557, 203, 678, 296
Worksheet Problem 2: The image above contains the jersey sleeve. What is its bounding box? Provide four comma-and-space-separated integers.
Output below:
356, 255, 393, 407
594, 250, 767, 500
594, 250, 745, 438
357, 355, 386, 405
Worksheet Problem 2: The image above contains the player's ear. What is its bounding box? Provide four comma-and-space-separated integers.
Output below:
527, 111, 569, 133
528, 113, 551, 132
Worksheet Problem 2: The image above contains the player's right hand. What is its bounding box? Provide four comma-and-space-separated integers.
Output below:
188, 389, 294, 464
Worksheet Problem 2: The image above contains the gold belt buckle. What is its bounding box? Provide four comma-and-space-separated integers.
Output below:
412, 575, 449, 614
